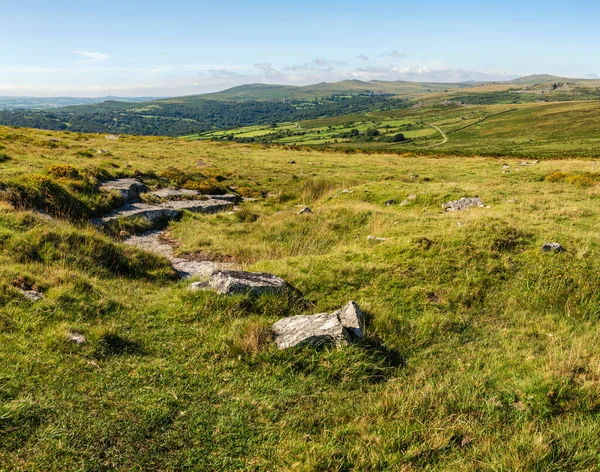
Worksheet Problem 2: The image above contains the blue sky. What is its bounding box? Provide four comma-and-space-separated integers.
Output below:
2, 0, 599, 96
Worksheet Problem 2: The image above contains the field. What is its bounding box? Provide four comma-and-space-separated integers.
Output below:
194, 100, 600, 159
4, 125, 600, 470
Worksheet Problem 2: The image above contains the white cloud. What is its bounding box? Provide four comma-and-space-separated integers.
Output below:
254, 63, 278, 75
382, 50, 408, 59
71, 50, 111, 64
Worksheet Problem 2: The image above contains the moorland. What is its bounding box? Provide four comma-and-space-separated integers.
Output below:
2, 75, 600, 470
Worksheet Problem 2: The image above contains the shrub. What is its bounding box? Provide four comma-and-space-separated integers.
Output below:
48, 164, 81, 180
0, 153, 11, 163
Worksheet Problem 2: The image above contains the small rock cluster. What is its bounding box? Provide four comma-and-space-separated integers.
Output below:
442, 197, 485, 212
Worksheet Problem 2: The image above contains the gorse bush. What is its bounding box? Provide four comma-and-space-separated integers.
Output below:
546, 171, 600, 187
48, 164, 81, 179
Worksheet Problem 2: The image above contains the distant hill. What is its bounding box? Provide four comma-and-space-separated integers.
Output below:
508, 74, 597, 85
1, 75, 600, 136
192, 79, 474, 101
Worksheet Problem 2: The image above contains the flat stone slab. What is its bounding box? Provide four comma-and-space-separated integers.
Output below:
206, 194, 239, 203
191, 270, 288, 295
93, 199, 233, 226
272, 301, 364, 349
150, 188, 199, 199
442, 197, 484, 212
99, 178, 147, 202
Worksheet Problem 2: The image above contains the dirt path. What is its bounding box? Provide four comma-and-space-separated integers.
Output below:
424, 122, 448, 147
125, 230, 238, 279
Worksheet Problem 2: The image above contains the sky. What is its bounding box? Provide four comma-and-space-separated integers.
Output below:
1, 0, 600, 97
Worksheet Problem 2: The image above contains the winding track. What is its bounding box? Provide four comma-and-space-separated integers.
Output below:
424, 122, 448, 147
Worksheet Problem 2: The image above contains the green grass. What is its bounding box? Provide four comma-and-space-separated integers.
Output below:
195, 100, 600, 159
4, 125, 600, 469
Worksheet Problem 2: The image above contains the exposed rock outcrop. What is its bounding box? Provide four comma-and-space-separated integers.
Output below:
272, 301, 364, 349
442, 197, 484, 212
189, 270, 288, 296
99, 178, 147, 202
92, 198, 233, 227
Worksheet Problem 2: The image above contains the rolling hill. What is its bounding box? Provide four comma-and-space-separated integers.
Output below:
1, 75, 599, 138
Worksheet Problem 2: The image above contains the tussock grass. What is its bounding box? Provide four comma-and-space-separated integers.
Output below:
4, 125, 600, 469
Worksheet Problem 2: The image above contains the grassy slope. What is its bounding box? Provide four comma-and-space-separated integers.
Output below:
3, 126, 600, 469
200, 100, 600, 158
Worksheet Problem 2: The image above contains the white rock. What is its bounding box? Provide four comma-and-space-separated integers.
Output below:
272, 301, 364, 350
205, 270, 288, 296
442, 197, 484, 212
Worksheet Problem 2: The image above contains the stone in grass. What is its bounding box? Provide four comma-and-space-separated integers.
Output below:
298, 207, 312, 215
99, 178, 147, 202
442, 197, 485, 212
384, 200, 394, 206
542, 242, 565, 252
367, 235, 386, 242
272, 301, 364, 349
190, 270, 288, 296
68, 331, 86, 345
21, 290, 43, 302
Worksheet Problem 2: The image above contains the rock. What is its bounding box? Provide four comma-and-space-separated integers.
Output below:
272, 313, 349, 349
189, 281, 210, 291
335, 301, 364, 338
68, 331, 86, 345
298, 207, 312, 215
399, 200, 410, 206
21, 290, 43, 301
205, 270, 288, 296
542, 242, 565, 252
206, 194, 239, 203
97, 149, 110, 154
384, 200, 394, 206
99, 178, 147, 202
272, 301, 364, 349
150, 188, 199, 199
288, 160, 296, 164
93, 199, 233, 227
442, 197, 485, 212
341, 189, 354, 194
519, 161, 530, 166
105, 134, 119, 141
367, 235, 386, 241
407, 194, 416, 200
